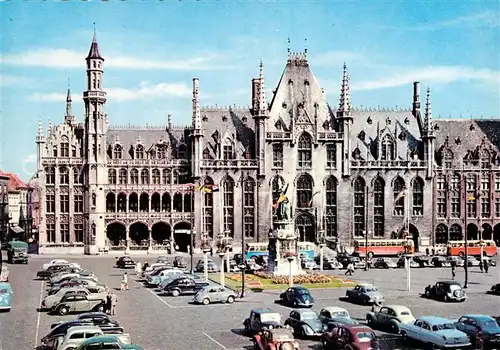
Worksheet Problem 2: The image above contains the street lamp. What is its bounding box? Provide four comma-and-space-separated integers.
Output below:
318, 230, 325, 271
201, 233, 211, 282
218, 251, 226, 288
404, 236, 413, 291
363, 230, 369, 271
287, 256, 294, 287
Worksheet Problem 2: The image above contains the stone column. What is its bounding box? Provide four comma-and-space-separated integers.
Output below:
148, 228, 153, 253
125, 226, 130, 254
115, 194, 118, 213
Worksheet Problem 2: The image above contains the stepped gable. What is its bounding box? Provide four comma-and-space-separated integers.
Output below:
433, 119, 500, 160
106, 124, 191, 160
349, 108, 422, 160
200, 106, 255, 159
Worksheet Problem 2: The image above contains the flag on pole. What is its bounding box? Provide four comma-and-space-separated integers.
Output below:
273, 183, 289, 210
197, 184, 219, 193
393, 186, 408, 207
307, 191, 321, 207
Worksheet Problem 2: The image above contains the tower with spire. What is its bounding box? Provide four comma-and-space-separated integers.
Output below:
423, 87, 436, 178
253, 60, 269, 178
191, 78, 203, 179
36, 118, 45, 173
83, 31, 108, 254
337, 63, 353, 178
65, 88, 74, 124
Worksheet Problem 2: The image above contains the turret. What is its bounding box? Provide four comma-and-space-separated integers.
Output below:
191, 77, 203, 179
36, 118, 45, 172
253, 61, 268, 178
65, 88, 74, 123
168, 113, 172, 131
336, 63, 353, 178
422, 86, 436, 179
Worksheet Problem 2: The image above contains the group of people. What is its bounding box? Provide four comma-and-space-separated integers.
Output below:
104, 290, 118, 315
451, 258, 491, 279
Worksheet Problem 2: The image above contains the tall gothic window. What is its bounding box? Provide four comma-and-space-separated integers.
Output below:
53, 146, 58, 157
296, 174, 313, 208
223, 140, 233, 160
202, 177, 214, 237
450, 173, 460, 190
243, 177, 255, 238
108, 169, 117, 185
60, 167, 69, 185
297, 133, 312, 168
412, 177, 424, 216
135, 145, 145, 159
119, 169, 127, 185
60, 193, 69, 213
46, 193, 55, 213
353, 177, 366, 237
325, 176, 337, 238
373, 177, 385, 237
443, 149, 453, 168
47, 223, 55, 243
481, 172, 491, 218
172, 170, 179, 184
113, 145, 122, 159
75, 223, 84, 243
326, 144, 337, 168
60, 136, 69, 157
140, 169, 149, 184
60, 223, 70, 243
481, 173, 490, 190
222, 177, 234, 237
393, 177, 406, 216
45, 167, 55, 184
72, 146, 77, 158
272, 144, 283, 168
157, 145, 166, 159
381, 134, 395, 161
162, 169, 171, 184
436, 174, 446, 218
130, 169, 139, 185
74, 167, 82, 184
152, 169, 160, 185
74, 193, 83, 213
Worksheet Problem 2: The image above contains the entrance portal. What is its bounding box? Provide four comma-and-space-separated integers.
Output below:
409, 224, 420, 252
295, 214, 315, 242
173, 222, 192, 253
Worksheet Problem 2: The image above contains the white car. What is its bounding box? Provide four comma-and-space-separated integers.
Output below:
445, 256, 464, 267
42, 260, 69, 270
302, 258, 318, 270
53, 325, 104, 350
41, 287, 106, 310
466, 256, 480, 266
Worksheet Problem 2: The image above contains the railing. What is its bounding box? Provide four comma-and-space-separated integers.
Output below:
83, 91, 107, 99
105, 212, 192, 220
200, 159, 258, 169
265, 132, 292, 141
107, 183, 194, 192
40, 242, 85, 247
41, 158, 85, 165
109, 159, 189, 166
351, 160, 427, 169
317, 132, 343, 141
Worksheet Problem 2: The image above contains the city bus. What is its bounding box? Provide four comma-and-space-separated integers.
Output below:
447, 240, 498, 257
354, 239, 414, 258
244, 241, 315, 260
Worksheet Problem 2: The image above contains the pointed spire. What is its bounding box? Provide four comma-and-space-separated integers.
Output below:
338, 62, 351, 114
47, 119, 52, 138
258, 60, 267, 116
168, 113, 172, 130
86, 25, 104, 61
192, 78, 201, 132
66, 88, 72, 117
424, 87, 432, 131
36, 117, 45, 143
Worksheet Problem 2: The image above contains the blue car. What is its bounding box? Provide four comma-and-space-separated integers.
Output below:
0, 282, 13, 311
279, 286, 315, 308
455, 315, 500, 347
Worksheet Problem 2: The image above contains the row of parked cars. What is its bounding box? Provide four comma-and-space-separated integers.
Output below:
35, 259, 144, 349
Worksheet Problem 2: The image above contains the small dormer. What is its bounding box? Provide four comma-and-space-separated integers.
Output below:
358, 130, 366, 141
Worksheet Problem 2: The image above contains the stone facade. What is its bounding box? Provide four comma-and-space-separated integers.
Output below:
0, 174, 9, 242
34, 36, 500, 254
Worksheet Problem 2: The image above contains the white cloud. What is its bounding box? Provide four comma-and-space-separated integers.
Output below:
107, 81, 192, 101
418, 11, 499, 30
352, 66, 500, 91
29, 92, 73, 102
1, 48, 225, 70
310, 51, 365, 67
23, 153, 37, 164
1, 75, 37, 87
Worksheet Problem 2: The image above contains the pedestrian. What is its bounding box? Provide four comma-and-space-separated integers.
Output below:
121, 272, 129, 291
345, 262, 354, 276
484, 259, 489, 274
135, 261, 142, 274
479, 259, 484, 273
476, 326, 484, 350
142, 262, 149, 272
105, 293, 112, 315
451, 263, 456, 280
110, 292, 118, 316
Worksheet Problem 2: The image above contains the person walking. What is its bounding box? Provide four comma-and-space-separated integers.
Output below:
110, 292, 118, 316
484, 259, 489, 274
451, 262, 456, 280
105, 293, 112, 315
476, 326, 484, 350
135, 261, 142, 274
345, 262, 354, 276
479, 259, 484, 273
121, 272, 129, 291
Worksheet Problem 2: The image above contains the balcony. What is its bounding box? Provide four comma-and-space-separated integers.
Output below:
83, 91, 107, 99
107, 183, 194, 192
109, 159, 189, 167
317, 132, 343, 141
350, 160, 427, 169
266, 132, 292, 141
105, 211, 192, 221
200, 159, 258, 169
42, 158, 84, 166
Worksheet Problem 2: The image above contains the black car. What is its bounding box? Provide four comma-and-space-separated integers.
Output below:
116, 256, 136, 268
431, 257, 451, 267
173, 256, 187, 268
490, 283, 500, 295
36, 264, 70, 279
279, 286, 315, 308
41, 320, 93, 348
75, 312, 121, 328
162, 277, 209, 296
413, 256, 432, 268
424, 281, 467, 302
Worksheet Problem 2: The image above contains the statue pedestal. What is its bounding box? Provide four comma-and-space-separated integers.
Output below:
273, 256, 303, 276
269, 220, 305, 276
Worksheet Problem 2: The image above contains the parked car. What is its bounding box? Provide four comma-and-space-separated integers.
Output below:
224, 259, 240, 272
482, 256, 497, 267
42, 287, 106, 310
424, 281, 467, 302
413, 256, 433, 268
75, 312, 121, 328
431, 256, 451, 267
399, 316, 470, 349
318, 256, 343, 269
0, 282, 13, 311
279, 286, 315, 308
116, 256, 136, 269
284, 309, 326, 337
373, 258, 397, 269
301, 258, 318, 270
173, 256, 187, 268
396, 257, 420, 268
52, 325, 105, 350
42, 259, 72, 270
41, 320, 93, 348
467, 256, 480, 267
321, 324, 378, 350
455, 314, 500, 347
346, 284, 385, 305
446, 256, 465, 267
36, 264, 70, 279
146, 268, 184, 287
318, 307, 359, 326
74, 335, 144, 350
51, 293, 106, 315
253, 327, 299, 350
161, 277, 209, 296
490, 283, 500, 295
195, 259, 218, 272
366, 305, 415, 333
158, 274, 200, 291
243, 308, 283, 334
338, 256, 366, 269
63, 278, 106, 293
193, 286, 237, 305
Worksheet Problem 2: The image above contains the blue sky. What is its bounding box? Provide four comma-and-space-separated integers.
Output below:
1, 1, 499, 180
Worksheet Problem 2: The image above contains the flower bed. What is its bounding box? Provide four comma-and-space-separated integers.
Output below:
225, 273, 256, 282
253, 271, 333, 284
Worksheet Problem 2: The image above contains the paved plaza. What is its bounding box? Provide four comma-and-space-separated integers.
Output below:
1, 253, 499, 350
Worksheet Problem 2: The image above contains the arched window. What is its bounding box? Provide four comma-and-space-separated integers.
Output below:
108, 169, 117, 185
60, 136, 69, 157
296, 174, 313, 208
119, 169, 127, 185
162, 169, 171, 184
152, 169, 160, 184
353, 177, 366, 237
373, 177, 385, 237
72, 146, 77, 158
442, 149, 453, 168
135, 145, 144, 159
480, 150, 491, 169
222, 139, 233, 160
243, 177, 255, 238
412, 177, 424, 216
222, 177, 235, 237
436, 174, 447, 218
157, 145, 166, 159
393, 177, 406, 216
202, 177, 214, 237
60, 167, 69, 184
53, 146, 58, 157
325, 176, 337, 238
450, 224, 463, 240
45, 167, 55, 184
113, 145, 122, 159
435, 224, 448, 244
130, 169, 139, 185
381, 134, 395, 161
140, 169, 149, 184
73, 167, 82, 184
172, 170, 179, 184
297, 133, 312, 168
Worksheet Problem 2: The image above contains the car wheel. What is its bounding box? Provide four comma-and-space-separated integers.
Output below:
171, 289, 180, 297
202, 298, 210, 305
390, 321, 399, 333
94, 304, 105, 312
425, 290, 431, 298
443, 295, 449, 302
401, 331, 408, 342
58, 306, 69, 316
226, 296, 235, 304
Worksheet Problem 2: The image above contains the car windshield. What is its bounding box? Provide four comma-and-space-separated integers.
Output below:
260, 313, 281, 323
432, 323, 455, 331
356, 332, 375, 341
301, 312, 318, 320
297, 289, 310, 295
332, 311, 349, 317
0, 288, 10, 294
400, 311, 411, 316
481, 320, 498, 328
365, 287, 378, 292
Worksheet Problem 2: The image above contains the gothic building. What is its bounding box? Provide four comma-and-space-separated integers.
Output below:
34, 35, 500, 255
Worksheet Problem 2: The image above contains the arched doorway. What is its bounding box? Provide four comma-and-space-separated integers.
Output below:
435, 224, 448, 244
106, 193, 116, 212
450, 224, 463, 240
494, 224, 500, 246
295, 214, 315, 242
173, 222, 192, 252
481, 223, 492, 240
129, 222, 149, 246
409, 224, 419, 252
466, 223, 478, 240
152, 222, 171, 245
106, 222, 126, 246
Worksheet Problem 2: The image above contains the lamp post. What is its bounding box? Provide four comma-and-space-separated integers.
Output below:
463, 165, 469, 289
218, 251, 226, 288
405, 236, 412, 291
318, 230, 325, 271
363, 230, 369, 271
190, 185, 195, 274
201, 233, 211, 282
287, 256, 294, 287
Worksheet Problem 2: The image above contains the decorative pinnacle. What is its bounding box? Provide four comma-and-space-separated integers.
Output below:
37, 118, 44, 138
339, 62, 351, 113
287, 37, 291, 54
258, 61, 267, 115
425, 87, 432, 130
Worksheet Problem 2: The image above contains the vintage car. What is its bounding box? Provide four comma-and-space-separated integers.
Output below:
338, 256, 366, 269
41, 259, 71, 270
162, 277, 209, 297
413, 256, 433, 268
36, 264, 71, 279
373, 258, 397, 269
321, 324, 378, 350
41, 320, 93, 348
193, 286, 237, 305
366, 305, 415, 333
279, 286, 315, 308
244, 308, 284, 334
195, 259, 218, 272
301, 258, 318, 270
446, 256, 465, 267
399, 316, 470, 349
0, 266, 9, 282
424, 281, 467, 302
75, 312, 120, 326
42, 287, 107, 310
59, 278, 107, 293
284, 310, 326, 338
455, 314, 500, 347
346, 284, 385, 305
75, 335, 144, 350
173, 256, 187, 268
158, 274, 199, 291
138, 265, 170, 280
319, 307, 359, 326
396, 257, 420, 268
51, 293, 106, 315
253, 327, 300, 350
0, 282, 13, 311
52, 325, 105, 350
146, 268, 184, 287
6, 240, 28, 264
431, 256, 452, 267
490, 283, 500, 295
116, 256, 136, 269
466, 256, 480, 266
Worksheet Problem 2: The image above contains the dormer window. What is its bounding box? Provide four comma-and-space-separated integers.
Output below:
202, 115, 208, 122
469, 123, 475, 131
60, 136, 69, 157
442, 149, 453, 168
222, 139, 233, 160
381, 134, 395, 160
275, 120, 282, 130
404, 117, 410, 125
323, 120, 329, 130
304, 80, 310, 86
455, 137, 461, 145
222, 115, 227, 122
113, 145, 122, 159
434, 123, 440, 130
282, 102, 287, 109
385, 117, 391, 125
157, 145, 166, 159
135, 144, 145, 159
367, 116, 372, 125
358, 130, 366, 141
399, 131, 406, 141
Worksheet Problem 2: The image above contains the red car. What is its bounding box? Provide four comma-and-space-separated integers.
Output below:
321, 324, 378, 350
254, 328, 300, 350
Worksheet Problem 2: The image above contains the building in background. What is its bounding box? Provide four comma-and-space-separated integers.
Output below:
34, 35, 500, 255
0, 174, 9, 243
